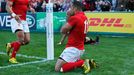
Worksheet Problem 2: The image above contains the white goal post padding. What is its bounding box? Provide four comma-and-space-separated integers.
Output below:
46, 2, 54, 60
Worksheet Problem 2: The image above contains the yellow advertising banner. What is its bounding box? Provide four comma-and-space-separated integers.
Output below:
85, 13, 134, 33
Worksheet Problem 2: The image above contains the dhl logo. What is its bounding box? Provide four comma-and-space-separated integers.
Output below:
89, 18, 127, 27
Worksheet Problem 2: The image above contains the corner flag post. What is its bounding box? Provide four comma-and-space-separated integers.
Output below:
46, 1, 54, 60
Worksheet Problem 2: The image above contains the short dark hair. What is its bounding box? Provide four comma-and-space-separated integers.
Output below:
72, 1, 84, 11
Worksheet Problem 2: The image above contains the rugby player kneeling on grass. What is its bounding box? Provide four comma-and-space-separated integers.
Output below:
55, 1, 97, 74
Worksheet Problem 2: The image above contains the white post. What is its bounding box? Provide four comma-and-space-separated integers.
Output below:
46, 2, 54, 60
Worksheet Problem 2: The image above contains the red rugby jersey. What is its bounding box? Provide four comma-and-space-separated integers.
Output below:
10, 0, 29, 20
66, 12, 89, 50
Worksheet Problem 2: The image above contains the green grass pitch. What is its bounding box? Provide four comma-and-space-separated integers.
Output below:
0, 31, 134, 75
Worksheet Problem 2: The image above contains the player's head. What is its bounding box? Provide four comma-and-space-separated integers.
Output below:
69, 1, 84, 14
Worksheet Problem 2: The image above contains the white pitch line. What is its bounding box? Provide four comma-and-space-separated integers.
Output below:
0, 52, 44, 60
0, 59, 47, 69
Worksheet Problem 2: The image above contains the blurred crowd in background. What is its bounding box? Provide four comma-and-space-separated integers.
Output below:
0, 0, 134, 13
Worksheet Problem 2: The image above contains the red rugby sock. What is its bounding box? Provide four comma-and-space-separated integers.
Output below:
11, 41, 21, 58
61, 59, 84, 72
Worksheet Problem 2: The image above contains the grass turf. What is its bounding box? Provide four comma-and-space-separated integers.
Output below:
0, 31, 134, 75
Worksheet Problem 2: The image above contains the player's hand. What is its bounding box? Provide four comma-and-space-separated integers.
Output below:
57, 42, 62, 45
14, 15, 21, 23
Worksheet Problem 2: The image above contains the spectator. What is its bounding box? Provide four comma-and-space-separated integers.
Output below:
116, 0, 127, 11
89, 0, 96, 11
0, 1, 1, 12
41, 0, 46, 12
45, 0, 49, 3
100, 0, 111, 11
29, 0, 37, 10
126, 0, 134, 11
112, 0, 117, 11
82, 0, 90, 11
56, 0, 64, 11
1, 1, 6, 12
82, 0, 96, 11
62, 0, 72, 12
53, 2, 61, 12
35, 0, 43, 12
95, 0, 102, 11
0, 0, 133, 12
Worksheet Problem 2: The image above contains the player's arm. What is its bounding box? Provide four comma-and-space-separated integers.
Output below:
61, 15, 76, 34
6, 0, 21, 23
6, 1, 14, 15
60, 23, 72, 34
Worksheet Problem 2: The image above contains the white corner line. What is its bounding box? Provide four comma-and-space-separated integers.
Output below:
0, 59, 48, 69
0, 52, 44, 59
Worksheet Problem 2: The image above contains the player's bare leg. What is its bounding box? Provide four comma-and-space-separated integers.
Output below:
8, 31, 30, 64
8, 30, 25, 64
23, 32, 30, 45
55, 59, 66, 72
